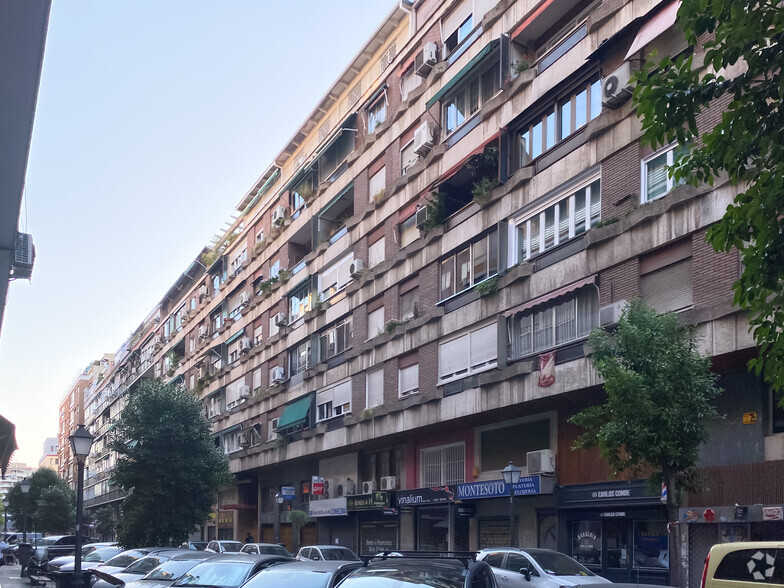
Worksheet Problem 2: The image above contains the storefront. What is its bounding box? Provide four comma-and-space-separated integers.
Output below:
310, 497, 355, 550
396, 486, 465, 551
347, 491, 399, 556
557, 481, 669, 585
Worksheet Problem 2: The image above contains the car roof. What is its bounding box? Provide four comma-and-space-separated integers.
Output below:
269, 560, 362, 572
366, 558, 467, 571
300, 545, 354, 550
192, 553, 291, 564
246, 543, 286, 547
169, 551, 218, 561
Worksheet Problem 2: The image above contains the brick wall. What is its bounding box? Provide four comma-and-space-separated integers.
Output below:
692, 228, 738, 309
599, 258, 640, 306
419, 341, 438, 395
419, 261, 440, 308
601, 141, 642, 218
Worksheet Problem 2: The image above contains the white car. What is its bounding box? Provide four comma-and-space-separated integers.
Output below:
476, 548, 611, 588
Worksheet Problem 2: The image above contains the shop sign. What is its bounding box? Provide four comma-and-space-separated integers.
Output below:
308, 497, 347, 517
456, 477, 542, 500
347, 491, 392, 511
456, 505, 475, 518
280, 486, 296, 499
558, 481, 657, 507
763, 506, 783, 521
312, 476, 325, 496
396, 486, 455, 506
599, 511, 626, 518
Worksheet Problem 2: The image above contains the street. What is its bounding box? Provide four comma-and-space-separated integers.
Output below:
0, 562, 34, 588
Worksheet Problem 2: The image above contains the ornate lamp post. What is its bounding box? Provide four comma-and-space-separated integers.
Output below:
501, 461, 522, 547
69, 425, 94, 588
20, 478, 30, 542
2, 496, 8, 537
274, 492, 284, 544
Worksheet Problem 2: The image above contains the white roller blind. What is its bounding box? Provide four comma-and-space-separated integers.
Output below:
369, 238, 385, 268
368, 307, 385, 339
333, 380, 352, 406
367, 369, 384, 408
443, 0, 472, 41
252, 369, 262, 390
226, 380, 242, 406
253, 324, 263, 342
316, 387, 333, 406
337, 255, 354, 289
368, 167, 386, 200
641, 259, 693, 313
228, 339, 240, 358
470, 323, 498, 370
439, 335, 470, 381
399, 364, 419, 394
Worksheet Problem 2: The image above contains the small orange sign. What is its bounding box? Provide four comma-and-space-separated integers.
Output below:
742, 412, 757, 425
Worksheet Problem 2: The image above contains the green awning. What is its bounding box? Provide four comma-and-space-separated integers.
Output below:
226, 328, 245, 345
426, 40, 500, 109
277, 393, 313, 430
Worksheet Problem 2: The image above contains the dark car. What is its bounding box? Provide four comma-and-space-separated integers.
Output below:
338, 554, 498, 588
239, 543, 291, 557
243, 559, 363, 588
169, 553, 293, 588
296, 546, 361, 562
27, 535, 94, 576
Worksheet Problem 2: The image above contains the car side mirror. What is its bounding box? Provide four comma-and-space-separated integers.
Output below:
313, 556, 321, 561
520, 568, 531, 581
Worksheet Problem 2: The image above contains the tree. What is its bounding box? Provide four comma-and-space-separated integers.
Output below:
569, 298, 722, 522
110, 379, 232, 547
632, 0, 784, 395
89, 506, 116, 541
6, 469, 75, 535
288, 510, 310, 553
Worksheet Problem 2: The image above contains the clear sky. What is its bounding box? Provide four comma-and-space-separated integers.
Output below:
0, 1, 396, 466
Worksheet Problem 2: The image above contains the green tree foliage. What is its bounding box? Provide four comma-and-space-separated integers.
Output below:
90, 506, 116, 540
632, 0, 784, 394
6, 469, 75, 535
110, 379, 232, 547
569, 299, 721, 520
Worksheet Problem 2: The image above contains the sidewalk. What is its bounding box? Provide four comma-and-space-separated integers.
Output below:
0, 562, 33, 588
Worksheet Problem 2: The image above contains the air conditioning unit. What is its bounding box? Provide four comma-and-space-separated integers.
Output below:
380, 476, 397, 491
602, 62, 634, 108
324, 478, 338, 499
199, 285, 209, 298
414, 42, 438, 77
197, 367, 207, 381
273, 311, 287, 327
413, 121, 435, 156
337, 478, 355, 497
415, 206, 429, 230
270, 366, 286, 385
349, 259, 364, 277
526, 449, 555, 474
240, 337, 252, 352
240, 291, 250, 306
361, 480, 377, 494
600, 299, 628, 328
11, 232, 35, 279
199, 325, 210, 338
272, 205, 287, 226
237, 432, 250, 447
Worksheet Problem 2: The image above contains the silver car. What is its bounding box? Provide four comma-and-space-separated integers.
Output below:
476, 548, 610, 588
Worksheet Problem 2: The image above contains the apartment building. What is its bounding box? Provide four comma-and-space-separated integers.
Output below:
38, 437, 59, 471
71, 0, 784, 586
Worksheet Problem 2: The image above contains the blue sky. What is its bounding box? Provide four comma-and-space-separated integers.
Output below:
1, 1, 395, 465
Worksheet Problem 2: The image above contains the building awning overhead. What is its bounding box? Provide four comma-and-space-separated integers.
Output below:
625, 0, 681, 59
504, 275, 596, 317
226, 328, 245, 345
0, 415, 17, 476
277, 393, 313, 430
426, 40, 500, 109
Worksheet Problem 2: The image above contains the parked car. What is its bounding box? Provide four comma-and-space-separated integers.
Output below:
26, 535, 94, 575
296, 545, 360, 562
330, 554, 497, 588
204, 541, 244, 554
239, 543, 290, 557
476, 548, 611, 588
701, 541, 784, 588
94, 551, 216, 588
50, 546, 124, 572
243, 559, 363, 588
92, 549, 186, 588
169, 553, 292, 588
186, 542, 208, 551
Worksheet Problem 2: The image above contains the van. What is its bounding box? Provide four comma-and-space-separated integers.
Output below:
702, 542, 784, 588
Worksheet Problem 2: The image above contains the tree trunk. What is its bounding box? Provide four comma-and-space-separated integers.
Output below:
665, 471, 684, 588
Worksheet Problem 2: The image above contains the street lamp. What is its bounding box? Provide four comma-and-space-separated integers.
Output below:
20, 477, 30, 542
274, 492, 284, 544
501, 461, 522, 547
2, 496, 8, 537
70, 425, 94, 588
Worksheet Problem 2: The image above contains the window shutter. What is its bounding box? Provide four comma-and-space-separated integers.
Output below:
333, 380, 352, 408
368, 307, 385, 339
640, 259, 692, 312
470, 323, 498, 370
439, 335, 470, 381
366, 369, 384, 409
252, 369, 262, 390
400, 364, 419, 394
442, 0, 472, 42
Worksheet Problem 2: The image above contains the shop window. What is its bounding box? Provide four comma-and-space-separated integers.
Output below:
438, 322, 498, 384
507, 287, 598, 359
633, 521, 669, 569
639, 240, 692, 313
316, 380, 352, 422
440, 229, 499, 301
420, 442, 465, 486
366, 368, 384, 409
513, 178, 600, 262
572, 521, 602, 566
641, 143, 688, 202
319, 317, 353, 362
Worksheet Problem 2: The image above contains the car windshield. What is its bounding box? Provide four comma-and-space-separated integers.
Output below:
144, 560, 201, 581
258, 546, 289, 556
126, 556, 168, 574
320, 548, 360, 561
37, 538, 60, 546
220, 543, 242, 553
244, 568, 335, 588
105, 553, 142, 568
340, 563, 465, 588
172, 561, 253, 588
84, 548, 119, 563
529, 552, 595, 576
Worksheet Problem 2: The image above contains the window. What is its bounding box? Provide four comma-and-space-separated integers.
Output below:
318, 254, 354, 301
514, 178, 600, 262
289, 339, 311, 376
516, 76, 601, 166
229, 249, 246, 277
366, 369, 384, 409
714, 549, 779, 582
367, 94, 387, 134
420, 442, 465, 486
400, 287, 419, 320
317, 187, 354, 245
444, 15, 473, 55
267, 418, 279, 441
368, 166, 386, 202
481, 419, 551, 470
398, 363, 419, 397
210, 310, 222, 335
289, 281, 312, 322
401, 67, 422, 101
255, 228, 264, 244
269, 314, 280, 338
401, 140, 419, 174
252, 368, 262, 394
270, 259, 281, 279
316, 380, 352, 422
438, 322, 498, 384
253, 324, 263, 346
319, 317, 353, 361
508, 286, 598, 359
318, 131, 355, 184
206, 394, 223, 418
642, 143, 688, 202
399, 213, 419, 248
443, 58, 499, 136
440, 229, 499, 300
291, 175, 315, 216
367, 306, 385, 339
368, 236, 385, 268
640, 258, 693, 313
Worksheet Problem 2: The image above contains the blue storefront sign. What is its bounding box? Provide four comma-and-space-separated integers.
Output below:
456, 476, 542, 500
